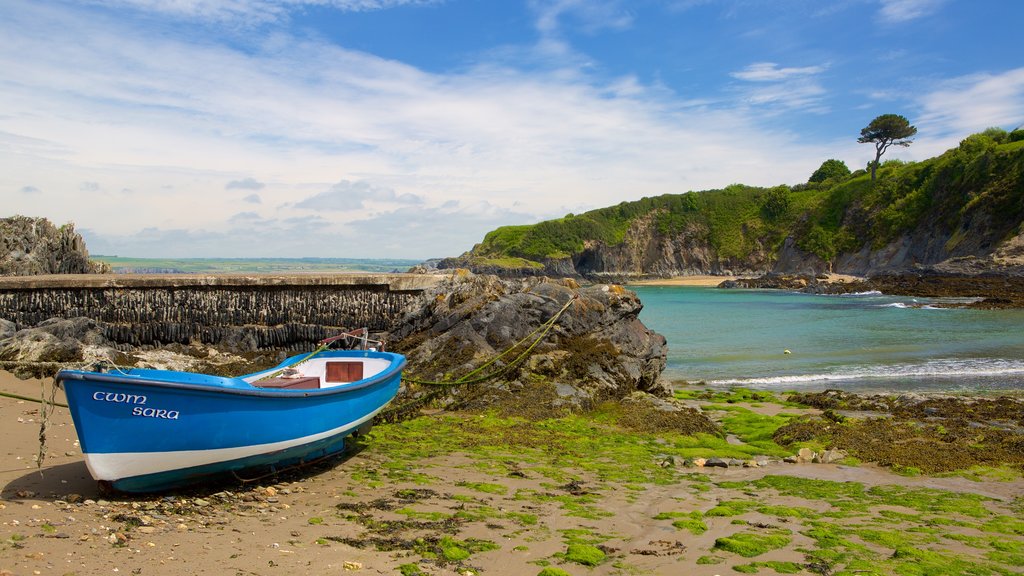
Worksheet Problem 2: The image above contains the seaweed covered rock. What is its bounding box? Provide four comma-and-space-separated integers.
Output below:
778, 390, 1024, 473
0, 216, 110, 276
617, 391, 721, 435
388, 272, 668, 416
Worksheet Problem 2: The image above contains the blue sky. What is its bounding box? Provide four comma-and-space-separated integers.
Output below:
3, 0, 1023, 259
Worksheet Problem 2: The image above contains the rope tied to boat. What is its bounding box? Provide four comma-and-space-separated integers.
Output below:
36, 376, 58, 471
382, 294, 578, 421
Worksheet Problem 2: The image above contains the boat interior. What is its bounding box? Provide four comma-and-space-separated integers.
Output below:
245, 357, 394, 390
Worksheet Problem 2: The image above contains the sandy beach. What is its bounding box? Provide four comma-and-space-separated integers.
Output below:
2, 370, 1022, 575
626, 275, 739, 287
626, 274, 867, 288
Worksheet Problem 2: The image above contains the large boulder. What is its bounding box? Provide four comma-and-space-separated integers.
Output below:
388, 272, 668, 416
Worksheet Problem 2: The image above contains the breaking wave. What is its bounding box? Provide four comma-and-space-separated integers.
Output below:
708, 358, 1024, 388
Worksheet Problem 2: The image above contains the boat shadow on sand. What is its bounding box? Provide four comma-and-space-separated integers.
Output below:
3, 443, 368, 501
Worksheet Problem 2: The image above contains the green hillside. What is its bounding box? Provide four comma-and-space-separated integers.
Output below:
464, 128, 1024, 273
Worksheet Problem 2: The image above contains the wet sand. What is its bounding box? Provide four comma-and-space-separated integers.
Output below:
2, 371, 1021, 575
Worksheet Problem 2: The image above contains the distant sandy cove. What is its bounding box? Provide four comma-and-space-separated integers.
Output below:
626, 275, 739, 287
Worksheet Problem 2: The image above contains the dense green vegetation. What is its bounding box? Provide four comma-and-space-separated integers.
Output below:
469, 129, 1024, 269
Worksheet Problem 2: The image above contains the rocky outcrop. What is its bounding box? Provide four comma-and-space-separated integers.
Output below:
0, 216, 110, 276
388, 272, 668, 414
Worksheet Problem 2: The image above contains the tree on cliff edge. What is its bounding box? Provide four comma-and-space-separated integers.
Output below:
858, 114, 917, 181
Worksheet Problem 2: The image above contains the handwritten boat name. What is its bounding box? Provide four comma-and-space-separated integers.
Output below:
93, 391, 147, 405
92, 391, 180, 419
132, 406, 180, 420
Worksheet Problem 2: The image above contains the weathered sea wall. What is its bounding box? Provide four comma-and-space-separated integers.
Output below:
0, 273, 443, 350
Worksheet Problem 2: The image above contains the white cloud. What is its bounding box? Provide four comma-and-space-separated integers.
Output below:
20, 185, 41, 194
877, 0, 946, 23
917, 67, 1024, 140
731, 62, 828, 82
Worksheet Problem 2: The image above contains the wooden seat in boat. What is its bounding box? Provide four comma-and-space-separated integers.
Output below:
326, 361, 364, 383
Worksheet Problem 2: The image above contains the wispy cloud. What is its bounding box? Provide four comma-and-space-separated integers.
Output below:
20, 185, 41, 194
730, 62, 830, 114
917, 67, 1024, 138
877, 0, 946, 23
531, 0, 632, 36
243, 193, 263, 204
731, 62, 828, 82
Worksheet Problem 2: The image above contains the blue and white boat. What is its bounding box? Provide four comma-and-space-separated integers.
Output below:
56, 339, 405, 493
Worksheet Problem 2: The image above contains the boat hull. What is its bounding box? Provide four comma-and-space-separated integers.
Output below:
57, 350, 404, 492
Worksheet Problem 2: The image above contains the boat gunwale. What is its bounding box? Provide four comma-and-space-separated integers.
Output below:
55, 354, 406, 398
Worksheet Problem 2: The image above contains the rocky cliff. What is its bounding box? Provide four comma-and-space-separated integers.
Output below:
0, 216, 110, 276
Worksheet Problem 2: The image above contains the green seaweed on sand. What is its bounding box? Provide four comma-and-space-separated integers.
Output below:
552, 528, 612, 567
452, 504, 538, 526
653, 511, 708, 534
562, 543, 605, 566
733, 560, 804, 574
514, 488, 612, 520
456, 481, 508, 495
705, 499, 760, 517
675, 387, 802, 407
714, 530, 792, 557
368, 411, 721, 486
536, 568, 572, 576
715, 406, 821, 456
399, 563, 427, 576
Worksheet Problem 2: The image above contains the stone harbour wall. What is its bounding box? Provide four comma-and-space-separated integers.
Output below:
0, 273, 443, 350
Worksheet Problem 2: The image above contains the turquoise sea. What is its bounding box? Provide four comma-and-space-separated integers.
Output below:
632, 286, 1024, 393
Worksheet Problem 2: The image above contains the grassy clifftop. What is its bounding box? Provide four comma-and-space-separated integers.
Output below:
464, 129, 1024, 275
